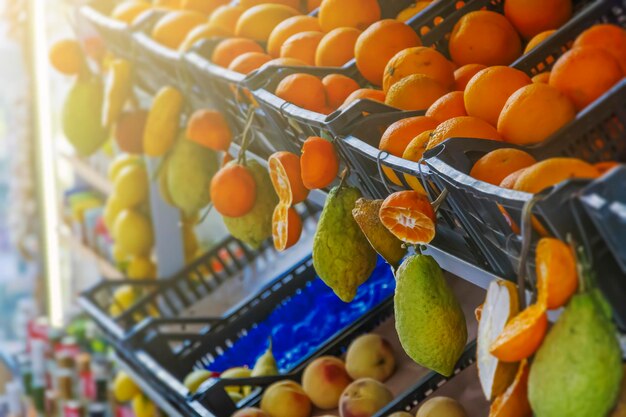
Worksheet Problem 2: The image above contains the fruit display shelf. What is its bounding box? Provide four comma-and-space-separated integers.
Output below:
59, 151, 113, 196
79, 201, 321, 342
579, 166, 626, 274
121, 263, 484, 417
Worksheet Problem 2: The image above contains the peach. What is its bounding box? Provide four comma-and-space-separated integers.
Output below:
302, 356, 353, 409
339, 378, 394, 417
260, 380, 312, 417
231, 408, 268, 417
345, 334, 396, 382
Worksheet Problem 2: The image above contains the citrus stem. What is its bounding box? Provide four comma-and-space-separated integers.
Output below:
338, 167, 349, 188
237, 107, 256, 166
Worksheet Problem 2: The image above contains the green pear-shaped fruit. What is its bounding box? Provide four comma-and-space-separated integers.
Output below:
395, 254, 467, 376
352, 198, 406, 268
252, 341, 278, 377
529, 289, 622, 417
62, 76, 109, 156
223, 160, 278, 249
313, 184, 377, 302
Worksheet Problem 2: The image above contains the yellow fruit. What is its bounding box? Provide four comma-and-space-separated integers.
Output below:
104, 197, 125, 232
112, 243, 129, 263
235, 4, 299, 42
108, 154, 142, 181
143, 86, 184, 157
102, 59, 133, 128
127, 257, 157, 279
131, 394, 156, 417
113, 285, 137, 310
113, 371, 140, 402
113, 210, 154, 256
113, 164, 149, 209
151, 10, 207, 49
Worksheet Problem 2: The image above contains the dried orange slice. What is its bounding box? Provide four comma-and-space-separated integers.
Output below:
379, 190, 436, 244
536, 237, 578, 310
269, 151, 309, 205
489, 303, 548, 362
272, 203, 303, 251
489, 359, 532, 417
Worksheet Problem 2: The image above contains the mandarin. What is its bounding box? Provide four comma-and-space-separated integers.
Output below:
385, 74, 449, 111
208, 5, 245, 35
318, 0, 381, 32
573, 24, 626, 73
267, 15, 321, 58
275, 73, 327, 113
524, 29, 556, 54
427, 116, 502, 150
383, 46, 455, 92
513, 157, 600, 193
425, 91, 467, 123
453, 63, 487, 91
322, 74, 360, 109
228, 52, 273, 74
211, 38, 263, 67
470, 148, 536, 186
151, 10, 207, 49
315, 27, 361, 67
504, 0, 572, 40
280, 31, 325, 66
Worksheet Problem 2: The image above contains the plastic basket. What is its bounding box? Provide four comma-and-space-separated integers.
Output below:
579, 166, 626, 273
123, 255, 396, 416
425, 138, 626, 330
79, 201, 321, 342
78, 5, 141, 60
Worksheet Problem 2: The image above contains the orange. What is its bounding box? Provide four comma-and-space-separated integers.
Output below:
401, 130, 433, 193
275, 73, 327, 113
574, 24, 626, 73
228, 52, 273, 74
500, 168, 527, 190
396, 1, 432, 22
449, 11, 522, 66
383, 46, 455, 93
307, 0, 322, 12
322, 74, 360, 109
49, 39, 84, 75
280, 31, 325, 66
513, 157, 600, 193
464, 66, 532, 127
318, 0, 381, 32
300, 136, 339, 189
211, 38, 264, 67
504, 0, 572, 40
427, 116, 502, 150
490, 304, 548, 362
238, 0, 301, 9
524, 30, 556, 54
272, 204, 303, 251
453, 63, 486, 91
497, 83, 576, 145
235, 4, 299, 42
315, 27, 361, 67
153, 0, 181, 8
595, 161, 620, 175
379, 191, 436, 244
267, 15, 321, 58
151, 10, 207, 49
338, 88, 386, 110
531, 72, 550, 84
355, 19, 422, 86
536, 237, 578, 310
268, 151, 309, 205
208, 5, 245, 35
549, 46, 624, 111
179, 23, 229, 51
186, 109, 232, 151
181, 0, 228, 15
425, 91, 467, 123
110, 1, 151, 24
210, 163, 257, 217
385, 74, 449, 111
489, 360, 532, 417
470, 149, 536, 186
379, 116, 439, 185
261, 57, 309, 69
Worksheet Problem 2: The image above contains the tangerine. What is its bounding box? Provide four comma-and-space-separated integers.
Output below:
315, 27, 361, 67
536, 237, 578, 310
186, 109, 232, 151
272, 204, 303, 251
275, 73, 327, 113
426, 91, 467, 123
385, 74, 449, 111
573, 24, 626, 73
267, 15, 321, 58
504, 0, 572, 40
322, 74, 360, 110
379, 191, 436, 245
318, 0, 381, 32
490, 304, 548, 362
453, 63, 487, 91
427, 116, 502, 150
228, 52, 273, 74
211, 38, 264, 67
470, 148, 537, 186
300, 136, 339, 189
383, 46, 455, 92
268, 151, 309, 205
210, 163, 257, 217
280, 31, 325, 66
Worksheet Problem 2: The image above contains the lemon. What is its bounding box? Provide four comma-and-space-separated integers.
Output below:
113, 285, 137, 310
113, 371, 140, 402
112, 242, 129, 263
108, 154, 142, 181
131, 394, 155, 417
113, 210, 154, 256
104, 196, 124, 231
109, 303, 122, 317
183, 369, 212, 394
127, 256, 157, 279
113, 164, 149, 209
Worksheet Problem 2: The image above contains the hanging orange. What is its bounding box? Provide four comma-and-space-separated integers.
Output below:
536, 237, 578, 310
210, 163, 257, 217
186, 109, 232, 151
489, 304, 548, 362
300, 136, 339, 189
272, 204, 303, 251
268, 151, 309, 205
379, 191, 436, 245
489, 360, 532, 417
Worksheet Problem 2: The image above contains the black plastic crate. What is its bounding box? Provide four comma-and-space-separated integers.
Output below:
78, 5, 141, 60
580, 166, 626, 273
425, 137, 626, 330
79, 201, 321, 342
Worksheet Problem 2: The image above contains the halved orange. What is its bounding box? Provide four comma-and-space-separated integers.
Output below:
536, 237, 577, 310
272, 203, 303, 251
379, 190, 436, 245
490, 303, 548, 362
489, 359, 532, 417
269, 151, 309, 205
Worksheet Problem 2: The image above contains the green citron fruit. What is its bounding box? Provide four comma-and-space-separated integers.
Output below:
113, 209, 154, 256
313, 185, 377, 302
528, 289, 623, 417
395, 255, 467, 376
113, 163, 149, 209
251, 341, 278, 377
352, 198, 406, 269
183, 369, 212, 394
62, 76, 109, 156
166, 134, 219, 217
223, 160, 277, 248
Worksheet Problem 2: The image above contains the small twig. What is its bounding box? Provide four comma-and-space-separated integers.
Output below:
339, 167, 349, 188
237, 107, 256, 165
